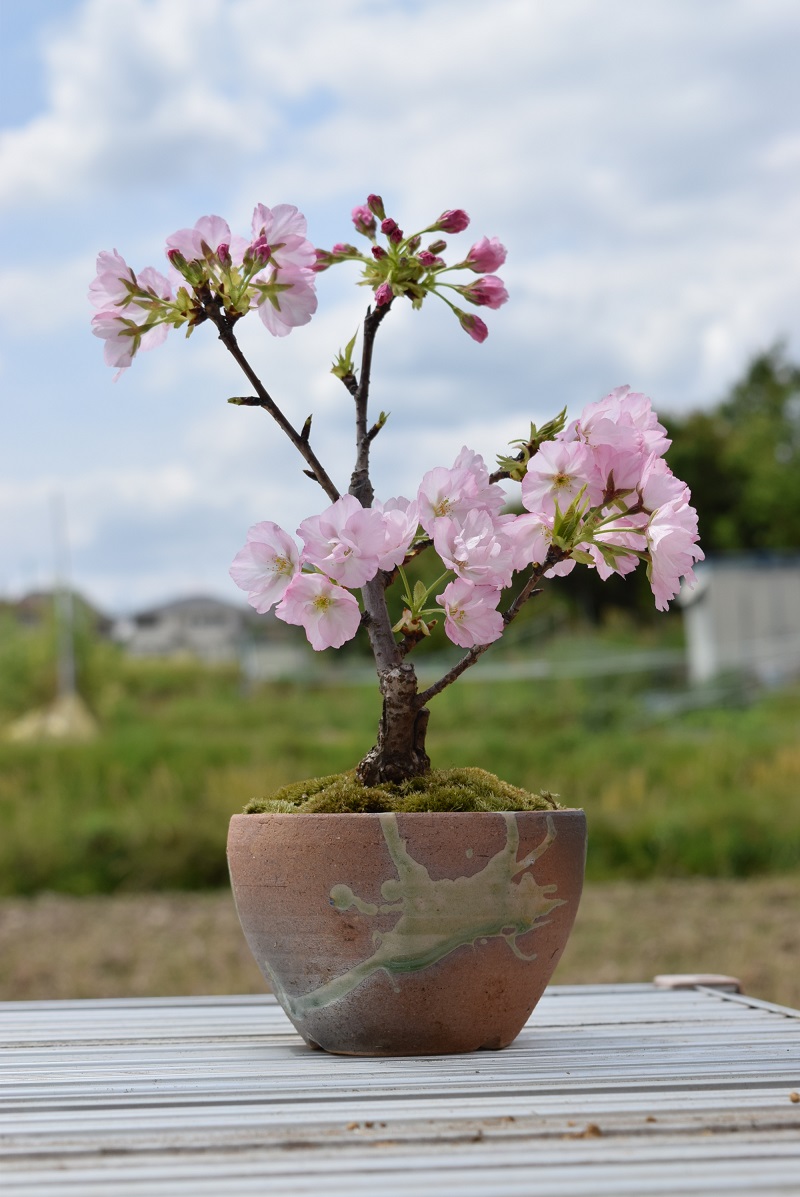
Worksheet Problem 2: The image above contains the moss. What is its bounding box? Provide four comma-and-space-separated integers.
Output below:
243, 767, 563, 815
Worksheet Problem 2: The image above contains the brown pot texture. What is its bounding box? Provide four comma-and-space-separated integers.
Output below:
228, 808, 586, 1056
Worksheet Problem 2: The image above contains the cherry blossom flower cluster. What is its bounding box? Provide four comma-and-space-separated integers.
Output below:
230, 387, 703, 651
89, 206, 318, 375
313, 194, 508, 343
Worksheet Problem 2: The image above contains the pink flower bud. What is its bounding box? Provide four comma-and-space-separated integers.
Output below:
459, 275, 508, 310
313, 249, 333, 272
436, 209, 470, 233
381, 217, 403, 244
458, 311, 489, 343
367, 194, 386, 220
352, 205, 377, 236
375, 282, 394, 307
372, 245, 387, 261
331, 243, 358, 255
217, 243, 231, 265
418, 250, 444, 268
250, 235, 271, 266
167, 247, 188, 270
466, 235, 507, 273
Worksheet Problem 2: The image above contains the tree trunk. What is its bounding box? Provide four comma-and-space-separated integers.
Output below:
356, 662, 430, 786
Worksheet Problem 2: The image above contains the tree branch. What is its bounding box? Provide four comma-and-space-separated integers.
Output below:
416, 548, 566, 705
207, 300, 341, 504
350, 302, 392, 506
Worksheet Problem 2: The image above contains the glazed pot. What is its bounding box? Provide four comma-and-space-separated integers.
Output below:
228, 808, 586, 1056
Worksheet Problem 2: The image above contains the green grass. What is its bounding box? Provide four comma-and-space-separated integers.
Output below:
1, 620, 799, 892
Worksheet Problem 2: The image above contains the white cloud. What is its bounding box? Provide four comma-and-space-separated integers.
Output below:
2, 0, 800, 608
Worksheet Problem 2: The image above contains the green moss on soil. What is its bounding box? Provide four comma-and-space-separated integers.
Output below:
243, 767, 563, 815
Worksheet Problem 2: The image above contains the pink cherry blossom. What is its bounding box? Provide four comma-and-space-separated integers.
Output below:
374, 498, 420, 570
500, 510, 575, 577
563, 386, 670, 458
417, 449, 505, 535
229, 521, 300, 613
89, 250, 135, 310
91, 313, 138, 370
522, 440, 594, 515
646, 498, 704, 611
459, 275, 508, 309
584, 517, 648, 579
251, 204, 317, 272
465, 236, 507, 273
437, 578, 503, 648
433, 509, 514, 588
298, 494, 387, 588
275, 573, 361, 651
375, 282, 393, 307
639, 453, 690, 513
165, 215, 233, 263
254, 264, 318, 336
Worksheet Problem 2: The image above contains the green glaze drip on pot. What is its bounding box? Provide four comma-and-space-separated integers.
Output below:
282, 813, 564, 1020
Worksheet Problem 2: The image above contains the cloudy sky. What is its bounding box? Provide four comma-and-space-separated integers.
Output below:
1, 0, 798, 613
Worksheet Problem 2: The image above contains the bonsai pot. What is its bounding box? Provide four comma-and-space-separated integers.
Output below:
228, 807, 586, 1056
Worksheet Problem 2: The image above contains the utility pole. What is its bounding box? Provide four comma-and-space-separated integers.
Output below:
51, 493, 76, 700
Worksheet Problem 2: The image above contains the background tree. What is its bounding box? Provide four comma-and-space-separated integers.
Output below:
665, 345, 800, 552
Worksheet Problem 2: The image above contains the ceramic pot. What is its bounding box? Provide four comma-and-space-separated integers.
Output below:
228, 807, 586, 1056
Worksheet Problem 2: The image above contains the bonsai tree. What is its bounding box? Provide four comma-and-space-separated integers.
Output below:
90, 196, 702, 792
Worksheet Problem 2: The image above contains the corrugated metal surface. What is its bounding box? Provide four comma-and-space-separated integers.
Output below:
1, 984, 799, 1195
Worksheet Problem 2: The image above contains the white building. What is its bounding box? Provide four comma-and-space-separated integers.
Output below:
679, 557, 800, 686
114, 596, 264, 664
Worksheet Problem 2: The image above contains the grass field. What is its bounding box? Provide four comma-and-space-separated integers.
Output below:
1, 618, 799, 893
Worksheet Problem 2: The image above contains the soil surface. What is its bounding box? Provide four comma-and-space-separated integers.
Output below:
1, 878, 798, 1007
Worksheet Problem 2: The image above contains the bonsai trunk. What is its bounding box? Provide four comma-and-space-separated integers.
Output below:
356, 576, 430, 786
356, 661, 430, 786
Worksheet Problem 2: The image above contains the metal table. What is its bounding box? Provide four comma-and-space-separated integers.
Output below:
1, 983, 799, 1195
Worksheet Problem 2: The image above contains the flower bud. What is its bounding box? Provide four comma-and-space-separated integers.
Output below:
352, 204, 377, 237
313, 249, 334, 273
457, 310, 489, 343
367, 194, 386, 220
167, 248, 206, 286
418, 250, 444, 268
457, 275, 508, 310
375, 282, 394, 307
406, 234, 421, 252
465, 235, 507, 273
427, 239, 447, 254
435, 209, 470, 234
331, 243, 358, 256
167, 247, 188, 273
381, 217, 403, 241
250, 235, 271, 266
372, 245, 388, 260
217, 243, 231, 266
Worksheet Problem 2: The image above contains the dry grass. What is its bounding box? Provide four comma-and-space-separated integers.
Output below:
1, 878, 798, 1008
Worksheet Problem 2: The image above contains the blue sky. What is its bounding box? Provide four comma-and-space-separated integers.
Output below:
1, 0, 799, 613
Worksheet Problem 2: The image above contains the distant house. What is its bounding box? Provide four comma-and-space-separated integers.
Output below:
679, 556, 800, 686
114, 596, 257, 663
113, 595, 308, 676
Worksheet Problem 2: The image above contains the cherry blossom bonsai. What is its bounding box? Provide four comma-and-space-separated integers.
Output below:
90, 195, 703, 803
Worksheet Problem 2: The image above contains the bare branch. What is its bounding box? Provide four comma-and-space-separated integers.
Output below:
208, 300, 340, 503
349, 302, 392, 506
